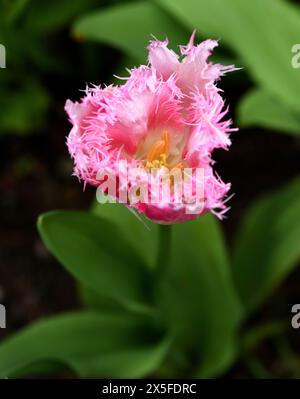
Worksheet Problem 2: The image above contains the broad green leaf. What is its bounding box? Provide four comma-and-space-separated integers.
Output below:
0, 311, 170, 378
233, 176, 300, 313
157, 0, 300, 112
73, 1, 189, 62
92, 200, 158, 268
78, 283, 127, 312
158, 215, 242, 377
37, 211, 153, 313
238, 89, 300, 135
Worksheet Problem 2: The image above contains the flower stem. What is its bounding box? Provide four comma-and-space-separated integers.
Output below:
155, 224, 172, 280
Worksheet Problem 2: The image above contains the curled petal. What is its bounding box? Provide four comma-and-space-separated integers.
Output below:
148, 38, 179, 80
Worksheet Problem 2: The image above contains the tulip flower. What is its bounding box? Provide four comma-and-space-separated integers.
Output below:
66, 32, 237, 224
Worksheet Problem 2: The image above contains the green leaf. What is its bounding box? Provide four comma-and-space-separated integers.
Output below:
37, 211, 153, 313
5, 0, 31, 24
238, 89, 300, 135
0, 81, 49, 135
158, 215, 242, 377
24, 0, 99, 33
92, 200, 158, 268
73, 1, 189, 62
233, 175, 300, 313
157, 0, 300, 112
0, 311, 170, 378
77, 283, 126, 312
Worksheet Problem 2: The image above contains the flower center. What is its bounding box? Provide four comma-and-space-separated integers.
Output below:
144, 130, 184, 171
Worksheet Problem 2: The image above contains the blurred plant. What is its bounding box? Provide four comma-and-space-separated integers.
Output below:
0, 0, 102, 135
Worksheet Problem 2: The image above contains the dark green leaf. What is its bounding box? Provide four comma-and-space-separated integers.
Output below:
78, 283, 128, 312
38, 211, 153, 313
238, 89, 300, 135
158, 215, 242, 377
92, 200, 158, 268
0, 311, 170, 378
73, 1, 189, 62
233, 176, 300, 312
6, 0, 30, 24
24, 0, 99, 33
0, 81, 49, 135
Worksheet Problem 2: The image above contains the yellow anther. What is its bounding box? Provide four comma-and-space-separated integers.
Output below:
147, 140, 166, 162
146, 130, 170, 166
162, 130, 170, 154
160, 153, 167, 164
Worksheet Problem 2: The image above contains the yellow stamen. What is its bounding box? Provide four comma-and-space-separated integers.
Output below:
162, 130, 169, 154
146, 130, 170, 168
147, 140, 166, 162
143, 130, 185, 173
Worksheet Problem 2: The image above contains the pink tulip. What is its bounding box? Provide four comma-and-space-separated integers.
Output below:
66, 33, 237, 224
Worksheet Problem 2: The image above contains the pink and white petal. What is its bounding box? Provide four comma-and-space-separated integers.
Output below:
139, 203, 206, 224
148, 82, 184, 130
107, 90, 154, 155
148, 38, 179, 80
65, 99, 87, 125
178, 39, 220, 93
178, 30, 196, 56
